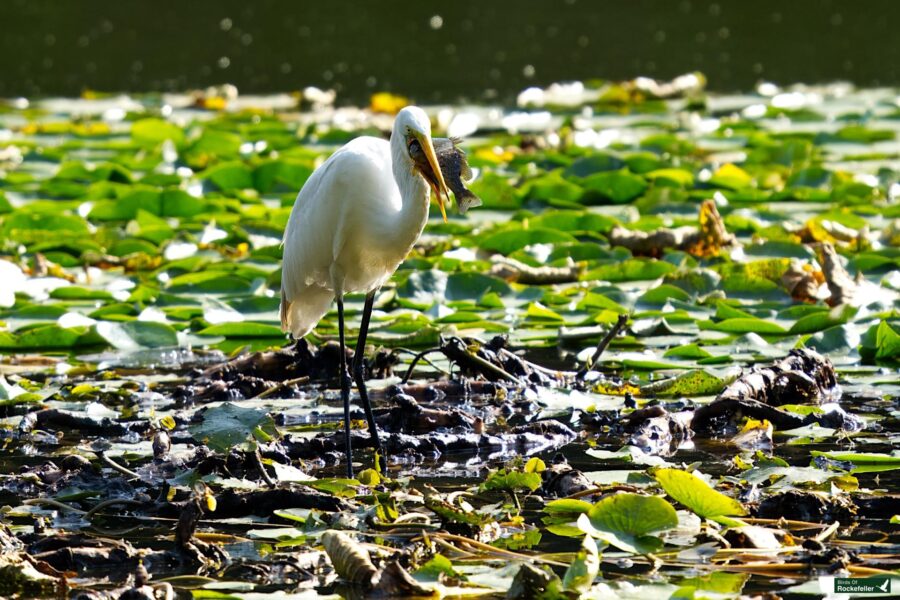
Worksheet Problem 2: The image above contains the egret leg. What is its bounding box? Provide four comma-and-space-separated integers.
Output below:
352, 290, 385, 473
336, 295, 354, 479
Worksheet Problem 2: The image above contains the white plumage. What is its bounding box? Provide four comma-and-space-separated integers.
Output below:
280, 106, 447, 337
278, 106, 449, 476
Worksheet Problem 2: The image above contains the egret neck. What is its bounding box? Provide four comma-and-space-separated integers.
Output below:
389, 122, 432, 247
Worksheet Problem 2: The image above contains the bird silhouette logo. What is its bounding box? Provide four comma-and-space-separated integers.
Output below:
877, 578, 890, 593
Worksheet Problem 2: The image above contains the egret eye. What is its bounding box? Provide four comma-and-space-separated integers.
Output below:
407, 138, 422, 159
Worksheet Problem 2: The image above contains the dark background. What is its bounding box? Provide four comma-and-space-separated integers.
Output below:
1, 0, 897, 104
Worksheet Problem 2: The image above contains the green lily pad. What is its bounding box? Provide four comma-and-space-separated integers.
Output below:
580, 492, 678, 554
653, 468, 746, 524
189, 402, 278, 453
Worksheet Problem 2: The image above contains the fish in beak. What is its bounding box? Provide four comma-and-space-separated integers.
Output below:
410, 137, 482, 218
415, 133, 449, 222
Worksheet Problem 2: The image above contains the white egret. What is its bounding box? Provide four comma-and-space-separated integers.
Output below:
280, 106, 450, 477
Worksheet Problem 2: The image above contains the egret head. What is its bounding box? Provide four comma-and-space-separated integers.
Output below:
394, 106, 449, 222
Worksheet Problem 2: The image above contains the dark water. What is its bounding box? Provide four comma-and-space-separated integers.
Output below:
1, 0, 899, 103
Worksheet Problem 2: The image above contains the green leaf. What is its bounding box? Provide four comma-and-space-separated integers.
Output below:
95, 321, 179, 349
253, 159, 313, 193
525, 302, 565, 321
50, 287, 114, 301
479, 227, 576, 254
709, 163, 753, 190
581, 493, 678, 554
646, 168, 694, 187
446, 272, 512, 300
638, 283, 692, 304
562, 535, 600, 593
167, 271, 255, 295
653, 468, 746, 520
272, 508, 312, 524
189, 402, 278, 453
563, 153, 625, 178
305, 478, 360, 498
860, 320, 900, 361
544, 498, 593, 516
581, 170, 648, 204
480, 469, 543, 493
673, 572, 750, 598
413, 554, 462, 583
0, 192, 12, 214
585, 259, 676, 282
467, 172, 520, 210
810, 451, 900, 472
642, 369, 727, 397
131, 118, 184, 146
160, 190, 208, 217
664, 344, 712, 360
789, 304, 856, 335
89, 190, 162, 220
700, 318, 787, 334
0, 324, 101, 350
184, 129, 243, 163
1, 212, 90, 243
529, 210, 618, 233
198, 322, 285, 338
525, 457, 546, 473
521, 170, 583, 203
205, 161, 254, 191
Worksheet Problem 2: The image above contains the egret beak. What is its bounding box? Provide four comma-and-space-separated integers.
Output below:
417, 133, 449, 222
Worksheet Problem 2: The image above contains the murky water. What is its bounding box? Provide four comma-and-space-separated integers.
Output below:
2, 0, 899, 101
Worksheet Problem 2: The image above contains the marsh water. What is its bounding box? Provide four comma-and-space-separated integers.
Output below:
2, 0, 900, 102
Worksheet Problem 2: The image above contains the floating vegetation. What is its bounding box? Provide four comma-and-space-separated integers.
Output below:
0, 75, 899, 597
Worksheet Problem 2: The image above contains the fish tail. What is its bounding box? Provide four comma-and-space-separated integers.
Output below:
456, 190, 482, 214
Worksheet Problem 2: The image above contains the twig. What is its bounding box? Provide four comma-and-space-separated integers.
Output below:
708, 562, 896, 577
154, 575, 219, 586
23, 498, 87, 515
562, 484, 638, 501
251, 376, 310, 400
440, 337, 521, 383
254, 446, 276, 488
579, 313, 629, 376
427, 532, 569, 567
738, 516, 833, 529
100, 453, 142, 479
432, 537, 479, 560
85, 498, 144, 519
398, 347, 445, 384
90, 525, 142, 536
813, 521, 841, 542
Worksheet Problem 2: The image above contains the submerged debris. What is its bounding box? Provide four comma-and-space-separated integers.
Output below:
491, 255, 584, 284
283, 418, 577, 464
692, 348, 844, 434
623, 404, 693, 456
609, 199, 737, 258
753, 490, 856, 524
818, 242, 859, 307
